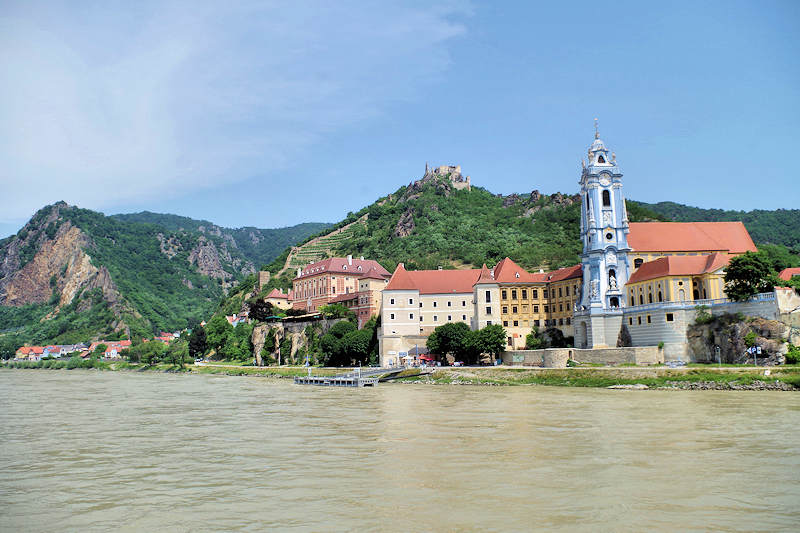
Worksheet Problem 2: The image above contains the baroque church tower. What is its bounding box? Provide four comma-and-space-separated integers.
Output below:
574, 121, 631, 348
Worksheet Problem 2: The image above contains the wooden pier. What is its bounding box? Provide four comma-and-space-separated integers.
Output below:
294, 366, 406, 387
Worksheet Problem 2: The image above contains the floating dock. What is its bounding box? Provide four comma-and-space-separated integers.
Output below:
294, 366, 405, 387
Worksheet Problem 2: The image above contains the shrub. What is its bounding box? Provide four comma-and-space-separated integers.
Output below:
66, 356, 83, 369
694, 305, 713, 325
744, 331, 757, 348
786, 344, 800, 365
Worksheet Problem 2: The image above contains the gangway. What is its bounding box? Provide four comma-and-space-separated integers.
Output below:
293, 366, 406, 387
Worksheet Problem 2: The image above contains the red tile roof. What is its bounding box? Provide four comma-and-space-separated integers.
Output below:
628, 222, 756, 254
475, 264, 495, 284
265, 288, 289, 300
627, 252, 730, 284
385, 263, 481, 294
493, 257, 549, 283
360, 266, 389, 280
546, 264, 583, 282
779, 267, 800, 281
295, 257, 390, 280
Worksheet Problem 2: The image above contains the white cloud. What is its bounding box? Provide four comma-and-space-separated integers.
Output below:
0, 0, 468, 221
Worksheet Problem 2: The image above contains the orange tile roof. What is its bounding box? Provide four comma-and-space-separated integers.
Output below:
493, 257, 549, 283
779, 267, 800, 281
546, 264, 583, 282
361, 266, 389, 280
385, 263, 481, 294
475, 264, 495, 284
627, 252, 730, 284
628, 222, 756, 254
295, 257, 390, 280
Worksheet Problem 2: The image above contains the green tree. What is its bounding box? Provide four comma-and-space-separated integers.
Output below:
426, 322, 472, 359
341, 328, 372, 366
472, 324, 507, 362
525, 327, 545, 349
166, 340, 190, 368
205, 314, 233, 354
320, 320, 357, 366
724, 251, 776, 301
319, 303, 355, 320
188, 326, 207, 359
93, 343, 108, 355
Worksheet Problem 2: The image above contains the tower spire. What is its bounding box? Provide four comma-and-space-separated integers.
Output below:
594, 118, 599, 139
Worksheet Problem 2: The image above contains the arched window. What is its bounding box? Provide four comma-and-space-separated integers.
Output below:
609, 269, 616, 279
634, 258, 644, 269
693, 289, 699, 300
658, 291, 663, 302
648, 293, 653, 303
630, 296, 635, 306
639, 295, 643, 305
610, 297, 619, 308
602, 189, 611, 207
598, 155, 606, 163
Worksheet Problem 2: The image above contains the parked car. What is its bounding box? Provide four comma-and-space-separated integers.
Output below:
452, 361, 464, 367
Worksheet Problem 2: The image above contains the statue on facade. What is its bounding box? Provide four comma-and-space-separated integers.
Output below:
609, 272, 618, 290
590, 279, 599, 299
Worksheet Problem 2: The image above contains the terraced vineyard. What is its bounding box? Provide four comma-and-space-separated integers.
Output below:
279, 215, 368, 274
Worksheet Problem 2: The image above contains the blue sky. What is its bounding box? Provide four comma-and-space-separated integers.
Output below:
1, 1, 798, 238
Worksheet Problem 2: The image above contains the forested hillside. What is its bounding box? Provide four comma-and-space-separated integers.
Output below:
0, 203, 326, 345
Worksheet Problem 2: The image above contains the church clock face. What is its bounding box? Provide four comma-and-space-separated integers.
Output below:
599, 175, 611, 186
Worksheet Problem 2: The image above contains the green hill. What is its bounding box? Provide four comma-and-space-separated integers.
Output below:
0, 203, 327, 345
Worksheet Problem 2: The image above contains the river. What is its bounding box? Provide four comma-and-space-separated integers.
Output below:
0, 371, 798, 532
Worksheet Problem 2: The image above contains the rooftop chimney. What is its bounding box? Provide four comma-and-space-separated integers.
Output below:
360, 256, 364, 261
347, 255, 352, 265
438, 266, 442, 270
297, 267, 302, 277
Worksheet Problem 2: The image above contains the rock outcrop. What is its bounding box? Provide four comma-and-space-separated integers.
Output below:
687, 314, 791, 365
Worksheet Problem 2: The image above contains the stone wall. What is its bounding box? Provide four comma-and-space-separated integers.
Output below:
502, 346, 662, 368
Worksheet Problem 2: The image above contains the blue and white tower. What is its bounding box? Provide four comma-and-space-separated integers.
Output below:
574, 121, 631, 348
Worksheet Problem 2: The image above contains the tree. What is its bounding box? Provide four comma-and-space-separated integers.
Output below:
426, 322, 472, 359
724, 251, 776, 301
320, 320, 357, 366
188, 326, 207, 360
472, 324, 507, 362
525, 327, 545, 349
248, 298, 274, 323
341, 328, 372, 366
204, 314, 233, 354
319, 303, 355, 320
93, 343, 108, 355
166, 340, 189, 368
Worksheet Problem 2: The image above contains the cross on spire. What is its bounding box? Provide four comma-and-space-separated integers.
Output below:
594, 118, 599, 139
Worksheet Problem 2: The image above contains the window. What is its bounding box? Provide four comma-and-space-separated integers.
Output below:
559, 304, 563, 312
409, 298, 414, 305
610, 297, 619, 308
501, 290, 507, 300
462, 315, 466, 320
485, 290, 491, 303
533, 289, 538, 299
658, 291, 663, 302
602, 189, 611, 206
606, 232, 614, 241
630, 296, 635, 306
559, 319, 563, 325
634, 258, 644, 269
486, 320, 492, 326
637, 316, 642, 325
666, 313, 674, 322
420, 315, 423, 321
544, 305, 549, 313
409, 313, 414, 320
511, 289, 517, 299
534, 305, 539, 313
543, 290, 549, 298
566, 318, 571, 325
558, 287, 563, 297
534, 320, 540, 327
462, 300, 466, 307
647, 315, 651, 324
503, 321, 509, 327
512, 306, 518, 314
390, 313, 395, 320
433, 301, 437, 308
502, 306, 508, 314
565, 287, 569, 296
629, 317, 633, 325
639, 295, 643, 305
448, 301, 452, 307
448, 315, 452, 321
507, 337, 513, 346
522, 289, 527, 299
390, 298, 395, 305
485, 307, 492, 315
420, 302, 423, 307
433, 315, 438, 321
513, 320, 518, 327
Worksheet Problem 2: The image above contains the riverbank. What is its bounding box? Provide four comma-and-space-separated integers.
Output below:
3, 360, 800, 390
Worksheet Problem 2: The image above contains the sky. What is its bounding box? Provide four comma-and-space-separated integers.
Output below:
1, 0, 798, 238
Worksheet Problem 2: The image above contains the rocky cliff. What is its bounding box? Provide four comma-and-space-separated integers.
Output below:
687, 314, 793, 365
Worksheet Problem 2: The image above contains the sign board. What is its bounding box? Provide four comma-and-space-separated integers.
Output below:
757, 346, 762, 355
512, 354, 524, 363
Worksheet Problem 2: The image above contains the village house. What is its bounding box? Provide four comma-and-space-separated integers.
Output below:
264, 288, 293, 310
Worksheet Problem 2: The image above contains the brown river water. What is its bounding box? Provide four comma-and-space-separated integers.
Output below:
1, 371, 798, 532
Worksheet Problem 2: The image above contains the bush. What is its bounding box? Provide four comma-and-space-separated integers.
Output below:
786, 344, 800, 365
66, 356, 83, 369
694, 305, 713, 325
744, 331, 758, 348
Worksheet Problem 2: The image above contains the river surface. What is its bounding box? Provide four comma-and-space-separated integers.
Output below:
0, 371, 798, 532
